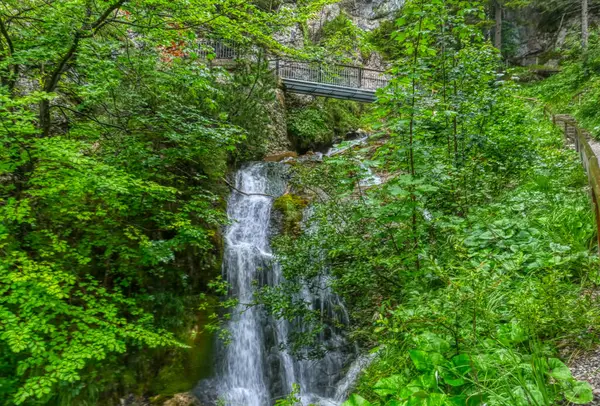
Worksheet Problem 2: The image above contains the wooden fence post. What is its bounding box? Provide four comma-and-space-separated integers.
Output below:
592, 190, 600, 255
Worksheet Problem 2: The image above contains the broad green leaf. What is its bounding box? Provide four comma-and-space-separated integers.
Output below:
446, 395, 468, 406
416, 332, 451, 353
565, 381, 594, 404
409, 350, 445, 372
451, 354, 472, 376
342, 394, 373, 406
547, 358, 572, 381
374, 375, 406, 396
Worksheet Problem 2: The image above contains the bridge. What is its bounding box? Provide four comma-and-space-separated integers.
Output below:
199, 40, 389, 103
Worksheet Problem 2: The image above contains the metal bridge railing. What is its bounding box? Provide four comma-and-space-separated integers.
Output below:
198, 39, 248, 59
198, 39, 390, 93
274, 60, 389, 91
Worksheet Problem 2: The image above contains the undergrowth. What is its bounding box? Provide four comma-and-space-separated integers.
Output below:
260, 1, 600, 404
532, 31, 600, 136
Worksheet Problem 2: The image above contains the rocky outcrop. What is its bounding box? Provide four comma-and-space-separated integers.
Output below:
264, 88, 294, 155
500, 6, 598, 66
308, 0, 404, 33
264, 151, 299, 162
504, 8, 570, 66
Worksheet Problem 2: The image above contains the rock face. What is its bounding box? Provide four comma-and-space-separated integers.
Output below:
307, 0, 404, 31
495, 6, 598, 66
503, 7, 571, 66
265, 88, 294, 155
342, 0, 404, 28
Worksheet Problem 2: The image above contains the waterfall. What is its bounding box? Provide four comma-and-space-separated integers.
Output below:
198, 162, 366, 406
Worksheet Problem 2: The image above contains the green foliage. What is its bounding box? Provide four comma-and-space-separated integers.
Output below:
288, 106, 334, 152
287, 98, 365, 152
362, 334, 594, 405
273, 194, 309, 236
259, 1, 600, 405
318, 12, 374, 63
367, 20, 400, 60
298, 10, 373, 64
222, 57, 280, 161
533, 31, 600, 136
275, 383, 306, 406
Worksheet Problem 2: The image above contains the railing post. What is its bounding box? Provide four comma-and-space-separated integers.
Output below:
358, 67, 363, 89
591, 181, 600, 255
275, 59, 280, 77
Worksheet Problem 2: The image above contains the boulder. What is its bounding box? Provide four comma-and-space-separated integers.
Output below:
264, 151, 298, 162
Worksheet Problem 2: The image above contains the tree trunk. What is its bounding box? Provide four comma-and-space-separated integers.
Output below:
494, 1, 502, 51
582, 0, 589, 49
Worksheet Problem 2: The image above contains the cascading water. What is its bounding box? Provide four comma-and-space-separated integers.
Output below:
216, 163, 281, 406
198, 162, 364, 406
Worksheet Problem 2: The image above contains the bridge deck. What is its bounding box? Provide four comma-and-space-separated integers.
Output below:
281, 78, 378, 103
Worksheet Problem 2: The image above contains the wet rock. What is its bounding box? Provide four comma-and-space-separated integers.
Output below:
163, 393, 202, 406
192, 378, 219, 406
120, 395, 149, 406
345, 128, 369, 140
296, 151, 324, 163
264, 151, 298, 162
265, 89, 294, 155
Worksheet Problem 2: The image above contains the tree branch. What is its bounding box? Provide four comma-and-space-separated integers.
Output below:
223, 178, 275, 198
0, 18, 17, 90
39, 0, 128, 136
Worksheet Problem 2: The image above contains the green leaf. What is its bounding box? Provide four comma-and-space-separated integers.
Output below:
442, 375, 465, 387
565, 381, 594, 404
374, 375, 406, 396
547, 358, 572, 381
446, 395, 467, 406
409, 350, 445, 372
498, 320, 528, 345
451, 354, 472, 376
416, 332, 451, 353
342, 394, 373, 406
465, 393, 485, 406
407, 393, 446, 406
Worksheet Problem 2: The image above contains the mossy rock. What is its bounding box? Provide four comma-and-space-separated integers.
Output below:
273, 194, 308, 236
286, 98, 364, 153
145, 299, 218, 402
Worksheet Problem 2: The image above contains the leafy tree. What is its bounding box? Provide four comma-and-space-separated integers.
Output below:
0, 0, 334, 404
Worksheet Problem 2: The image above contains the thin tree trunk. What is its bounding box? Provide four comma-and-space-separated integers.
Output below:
582, 0, 589, 49
494, 0, 502, 51
38, 0, 127, 137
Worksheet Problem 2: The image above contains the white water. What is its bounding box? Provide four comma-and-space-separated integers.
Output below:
210, 162, 366, 406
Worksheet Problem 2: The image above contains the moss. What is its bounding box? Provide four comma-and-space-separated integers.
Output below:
144, 304, 216, 402
273, 194, 308, 235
